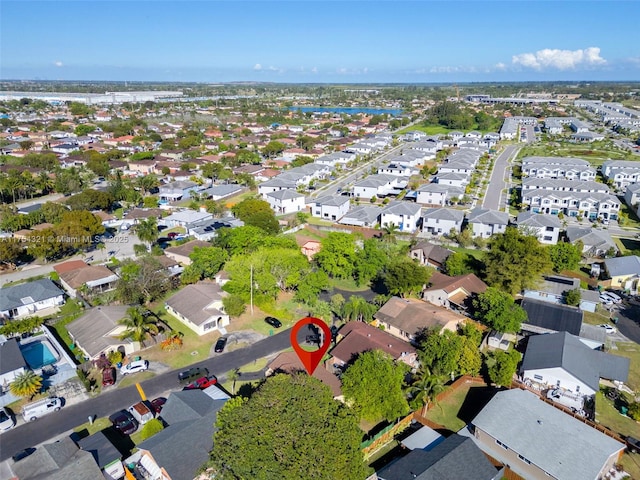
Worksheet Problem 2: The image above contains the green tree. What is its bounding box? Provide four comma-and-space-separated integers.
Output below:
222, 294, 246, 317
209, 374, 369, 480
485, 227, 551, 294
294, 270, 330, 306
118, 306, 159, 344
381, 258, 433, 297
261, 140, 286, 158
444, 252, 474, 276
381, 222, 399, 244
135, 217, 159, 248
341, 350, 409, 422
181, 246, 229, 284
487, 349, 521, 387
231, 198, 280, 234
115, 257, 170, 304
353, 238, 389, 285
565, 288, 581, 306
549, 241, 583, 273
137, 418, 164, 441
0, 238, 23, 267
419, 329, 464, 377
315, 232, 358, 279
74, 124, 96, 136
473, 287, 527, 333
342, 295, 377, 322
407, 367, 446, 416
9, 370, 43, 398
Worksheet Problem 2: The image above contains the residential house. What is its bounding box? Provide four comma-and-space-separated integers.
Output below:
571, 131, 605, 142
378, 164, 418, 177
520, 331, 629, 397
188, 216, 244, 242
603, 255, 640, 294
416, 184, 465, 206
373, 297, 466, 343
128, 159, 157, 175
521, 297, 583, 336
0, 338, 28, 389
624, 183, 640, 213
54, 261, 118, 298
380, 201, 422, 233
470, 389, 625, 480
162, 210, 213, 228
523, 275, 599, 313
602, 160, 640, 190
466, 208, 509, 238
328, 321, 418, 370
77, 431, 126, 479
422, 272, 487, 310
409, 240, 453, 270
515, 211, 562, 244
0, 279, 65, 320
267, 351, 342, 399
521, 156, 595, 181
124, 208, 163, 225
164, 240, 211, 265
308, 195, 350, 221
265, 189, 306, 214
376, 435, 500, 480
158, 180, 201, 202
165, 281, 229, 336
67, 306, 137, 360
129, 390, 228, 480
155, 255, 185, 277
352, 174, 404, 199
566, 226, 617, 257
11, 436, 104, 480
299, 239, 322, 261
435, 171, 470, 187
421, 208, 464, 235
257, 176, 299, 197
339, 205, 383, 228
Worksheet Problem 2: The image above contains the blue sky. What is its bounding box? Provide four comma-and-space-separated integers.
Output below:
1, 1, 639, 83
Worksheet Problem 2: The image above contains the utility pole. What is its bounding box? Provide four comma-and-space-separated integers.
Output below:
250, 264, 254, 315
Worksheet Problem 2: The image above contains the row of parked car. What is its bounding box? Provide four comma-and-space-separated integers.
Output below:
599, 290, 623, 306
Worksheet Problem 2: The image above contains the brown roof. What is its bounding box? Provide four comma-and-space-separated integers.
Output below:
155, 255, 179, 268
165, 240, 211, 258
93, 210, 116, 222
412, 241, 453, 265
330, 321, 416, 365
374, 297, 465, 336
59, 265, 117, 289
31, 222, 55, 231
165, 281, 225, 326
54, 260, 89, 274
426, 272, 488, 296
126, 208, 163, 220
268, 352, 342, 397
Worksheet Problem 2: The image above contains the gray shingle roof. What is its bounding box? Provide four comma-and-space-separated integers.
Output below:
310, 195, 350, 208
471, 389, 625, 480
521, 331, 629, 390
604, 255, 640, 278
422, 208, 465, 222
266, 189, 305, 200
377, 435, 498, 480
67, 306, 129, 358
165, 281, 225, 326
381, 201, 421, 217
0, 337, 27, 375
0, 279, 64, 312
521, 298, 583, 335
77, 431, 121, 469
566, 227, 616, 253
467, 208, 509, 226
516, 211, 562, 229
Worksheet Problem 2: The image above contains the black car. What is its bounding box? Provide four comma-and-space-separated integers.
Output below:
214, 337, 228, 353
178, 367, 209, 384
305, 334, 321, 345
627, 436, 640, 453
265, 316, 282, 328
109, 410, 138, 435
11, 447, 36, 463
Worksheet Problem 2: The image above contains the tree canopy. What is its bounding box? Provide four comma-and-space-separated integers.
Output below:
380, 258, 433, 297
341, 350, 410, 423
473, 287, 527, 333
231, 198, 280, 234
315, 232, 358, 279
487, 349, 521, 387
548, 241, 583, 273
209, 374, 369, 480
484, 227, 551, 294
181, 246, 229, 284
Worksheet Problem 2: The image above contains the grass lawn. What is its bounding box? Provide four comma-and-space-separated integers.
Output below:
594, 392, 640, 439
518, 143, 637, 165
612, 342, 640, 391
583, 309, 613, 326
73, 417, 112, 436
113, 208, 124, 219
366, 439, 399, 465
328, 276, 372, 292
424, 382, 496, 433
450, 246, 487, 261
226, 294, 304, 336
118, 371, 156, 389
48, 299, 85, 363
620, 452, 640, 479
238, 357, 268, 373
618, 202, 640, 230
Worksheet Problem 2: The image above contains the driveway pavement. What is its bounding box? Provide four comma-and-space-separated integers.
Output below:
0, 327, 292, 461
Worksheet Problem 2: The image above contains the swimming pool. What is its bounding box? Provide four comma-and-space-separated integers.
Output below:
19, 340, 58, 370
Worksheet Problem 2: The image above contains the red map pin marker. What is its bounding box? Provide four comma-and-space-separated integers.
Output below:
290, 317, 332, 376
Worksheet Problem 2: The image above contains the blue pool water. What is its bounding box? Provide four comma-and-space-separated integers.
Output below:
20, 341, 57, 369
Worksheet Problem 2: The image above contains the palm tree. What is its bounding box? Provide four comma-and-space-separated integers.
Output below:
135, 217, 158, 249
136, 175, 159, 196
10, 370, 43, 399
342, 295, 377, 323
118, 307, 159, 345
381, 222, 399, 244
228, 368, 240, 395
407, 367, 446, 417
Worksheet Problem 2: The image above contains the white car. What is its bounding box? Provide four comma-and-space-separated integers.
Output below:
599, 294, 614, 306
120, 360, 149, 376
0, 407, 15, 432
599, 324, 617, 335
603, 292, 622, 304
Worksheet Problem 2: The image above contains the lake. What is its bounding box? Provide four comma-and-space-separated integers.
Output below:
287, 106, 402, 116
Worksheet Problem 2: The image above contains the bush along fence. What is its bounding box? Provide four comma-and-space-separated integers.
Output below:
361, 413, 413, 459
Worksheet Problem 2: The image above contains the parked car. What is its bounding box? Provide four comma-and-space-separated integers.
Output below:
102, 367, 116, 387
627, 436, 640, 453
265, 316, 282, 328
599, 294, 614, 306
22, 397, 62, 422
120, 360, 149, 376
184, 375, 218, 390
603, 291, 622, 304
599, 324, 617, 335
167, 232, 179, 240
11, 448, 36, 463
0, 407, 16, 432
150, 397, 166, 414
109, 410, 138, 435
305, 334, 321, 344
178, 367, 209, 384
214, 337, 228, 353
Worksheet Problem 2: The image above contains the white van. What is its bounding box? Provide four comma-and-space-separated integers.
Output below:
22, 397, 63, 422
603, 291, 622, 304
128, 401, 154, 425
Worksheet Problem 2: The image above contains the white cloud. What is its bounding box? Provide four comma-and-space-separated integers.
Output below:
54, 60, 63, 67
494, 62, 506, 71
311, 66, 318, 73
253, 63, 262, 71
512, 47, 606, 70
336, 67, 369, 75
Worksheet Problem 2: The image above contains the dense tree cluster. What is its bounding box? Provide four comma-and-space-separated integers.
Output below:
473, 287, 527, 333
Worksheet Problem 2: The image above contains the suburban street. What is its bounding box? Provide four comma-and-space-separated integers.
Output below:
0, 328, 292, 461
482, 144, 519, 211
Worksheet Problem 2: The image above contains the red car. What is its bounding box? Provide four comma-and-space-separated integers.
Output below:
102, 367, 116, 387
167, 232, 179, 240
183, 375, 218, 390
150, 397, 166, 414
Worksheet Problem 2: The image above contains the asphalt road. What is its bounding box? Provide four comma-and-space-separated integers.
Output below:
0, 328, 292, 461
482, 144, 519, 211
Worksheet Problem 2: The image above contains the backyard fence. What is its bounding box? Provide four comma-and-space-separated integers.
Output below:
361, 413, 413, 458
